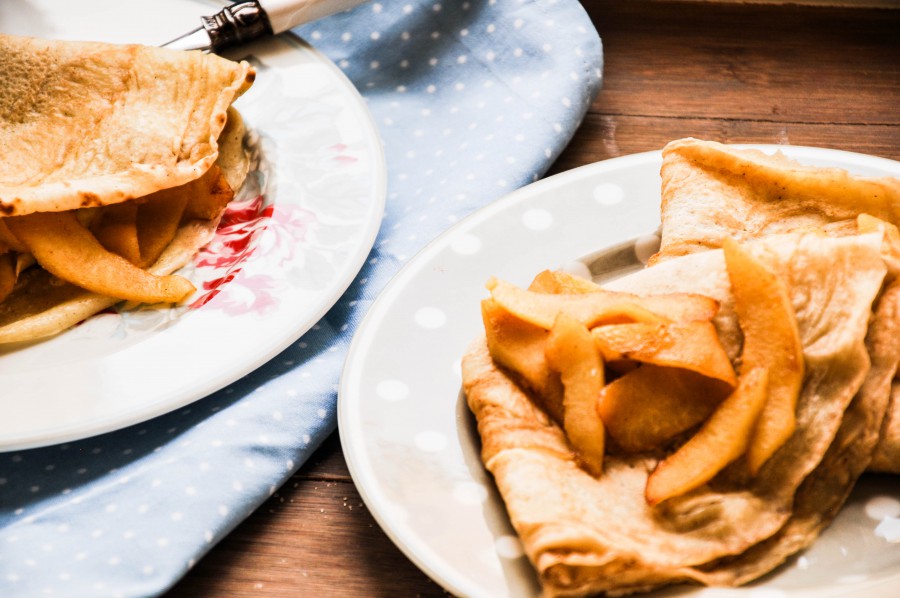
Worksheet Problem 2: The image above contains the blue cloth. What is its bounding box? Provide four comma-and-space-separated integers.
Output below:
0, 1, 602, 595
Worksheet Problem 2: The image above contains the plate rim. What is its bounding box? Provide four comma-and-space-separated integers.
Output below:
338, 144, 900, 598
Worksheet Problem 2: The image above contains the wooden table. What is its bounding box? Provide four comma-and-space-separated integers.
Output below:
169, 1, 900, 596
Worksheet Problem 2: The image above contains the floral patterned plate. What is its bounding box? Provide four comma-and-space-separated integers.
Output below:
0, 0, 386, 450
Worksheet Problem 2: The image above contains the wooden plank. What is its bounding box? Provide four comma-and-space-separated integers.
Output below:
668, 0, 900, 7
584, 0, 900, 124
299, 431, 351, 480
550, 115, 900, 174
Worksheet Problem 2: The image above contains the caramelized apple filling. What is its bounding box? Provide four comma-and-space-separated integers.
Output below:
480, 243, 805, 504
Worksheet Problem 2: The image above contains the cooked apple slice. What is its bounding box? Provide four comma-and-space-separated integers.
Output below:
857, 213, 900, 241
92, 201, 142, 264
136, 188, 190, 268
857, 213, 900, 271
481, 298, 564, 422
529, 270, 603, 294
592, 321, 737, 387
528, 270, 560, 293
723, 238, 804, 474
180, 164, 234, 221
0, 219, 27, 252
645, 367, 769, 505
487, 278, 719, 330
0, 253, 14, 303
598, 364, 730, 453
6, 210, 195, 304
545, 312, 606, 476
490, 277, 667, 328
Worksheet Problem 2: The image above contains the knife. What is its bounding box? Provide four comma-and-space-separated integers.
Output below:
162, 0, 368, 53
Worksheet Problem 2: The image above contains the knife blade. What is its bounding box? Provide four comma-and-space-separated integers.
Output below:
162, 0, 368, 53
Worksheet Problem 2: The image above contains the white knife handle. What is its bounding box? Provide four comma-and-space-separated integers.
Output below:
258, 0, 370, 34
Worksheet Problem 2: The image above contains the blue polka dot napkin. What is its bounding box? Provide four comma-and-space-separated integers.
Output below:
0, 1, 601, 595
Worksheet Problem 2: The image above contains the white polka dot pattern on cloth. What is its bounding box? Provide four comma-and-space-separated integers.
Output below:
0, 1, 602, 595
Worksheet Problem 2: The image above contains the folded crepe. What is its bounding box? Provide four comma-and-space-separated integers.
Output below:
653, 138, 900, 263
0, 33, 254, 343
654, 138, 900, 474
462, 231, 896, 596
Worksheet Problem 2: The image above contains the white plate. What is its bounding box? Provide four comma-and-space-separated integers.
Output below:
0, 0, 386, 450
339, 146, 900, 598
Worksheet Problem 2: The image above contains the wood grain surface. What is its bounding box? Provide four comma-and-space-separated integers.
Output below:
168, 1, 900, 596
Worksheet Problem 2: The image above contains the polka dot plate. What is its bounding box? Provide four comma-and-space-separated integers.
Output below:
0, 0, 386, 450
339, 146, 900, 597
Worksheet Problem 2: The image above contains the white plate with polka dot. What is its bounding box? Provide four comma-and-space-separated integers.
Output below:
339, 146, 900, 598
0, 0, 386, 450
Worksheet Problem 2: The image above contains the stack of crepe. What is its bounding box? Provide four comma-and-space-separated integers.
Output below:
462, 138, 900, 596
0, 33, 254, 343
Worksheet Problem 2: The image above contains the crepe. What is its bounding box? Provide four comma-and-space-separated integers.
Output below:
462, 232, 892, 596
0, 33, 253, 216
653, 138, 900, 263
655, 138, 900, 474
871, 382, 900, 472
0, 112, 248, 344
0, 34, 254, 344
696, 279, 900, 585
